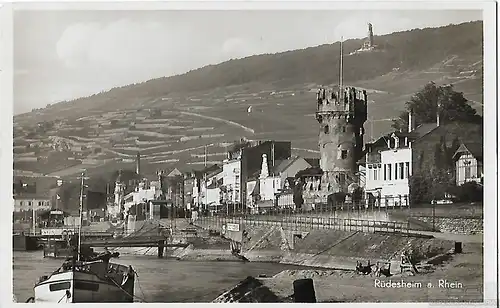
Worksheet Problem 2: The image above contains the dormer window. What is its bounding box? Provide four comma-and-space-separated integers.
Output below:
391, 133, 399, 149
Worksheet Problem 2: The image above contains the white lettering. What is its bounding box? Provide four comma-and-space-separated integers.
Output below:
374, 279, 422, 288
438, 279, 463, 289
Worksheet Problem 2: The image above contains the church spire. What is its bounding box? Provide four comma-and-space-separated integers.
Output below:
259, 154, 269, 179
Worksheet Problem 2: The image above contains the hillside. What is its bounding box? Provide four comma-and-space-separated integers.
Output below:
13, 21, 483, 180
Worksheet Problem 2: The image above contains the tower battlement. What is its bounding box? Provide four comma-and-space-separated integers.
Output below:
316, 86, 368, 119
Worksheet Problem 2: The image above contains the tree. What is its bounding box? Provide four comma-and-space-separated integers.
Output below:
434, 143, 443, 170
410, 169, 455, 205
451, 182, 483, 202
392, 82, 482, 131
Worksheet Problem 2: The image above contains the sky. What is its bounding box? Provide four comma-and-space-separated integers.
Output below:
13, 8, 482, 115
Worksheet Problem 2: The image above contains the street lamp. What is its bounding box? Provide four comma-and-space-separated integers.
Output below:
432, 200, 436, 232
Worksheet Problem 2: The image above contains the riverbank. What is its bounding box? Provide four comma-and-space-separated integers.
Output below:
260, 241, 483, 302
111, 225, 457, 273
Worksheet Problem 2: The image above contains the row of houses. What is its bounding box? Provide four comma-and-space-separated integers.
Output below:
115, 140, 320, 215
152, 121, 481, 212
117, 116, 483, 217
13, 116, 483, 218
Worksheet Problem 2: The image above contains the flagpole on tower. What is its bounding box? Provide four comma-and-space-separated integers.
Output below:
339, 36, 344, 97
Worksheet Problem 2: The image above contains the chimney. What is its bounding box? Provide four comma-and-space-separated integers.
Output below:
436, 102, 440, 127
408, 110, 413, 132
271, 142, 275, 176
136, 152, 141, 176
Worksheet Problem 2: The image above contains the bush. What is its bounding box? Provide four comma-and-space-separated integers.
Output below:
410, 170, 455, 205
408, 243, 444, 263
452, 182, 483, 202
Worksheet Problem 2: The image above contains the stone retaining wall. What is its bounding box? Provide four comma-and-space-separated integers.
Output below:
414, 217, 483, 234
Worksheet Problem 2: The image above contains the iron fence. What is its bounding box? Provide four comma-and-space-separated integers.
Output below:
188, 195, 415, 234
193, 212, 409, 234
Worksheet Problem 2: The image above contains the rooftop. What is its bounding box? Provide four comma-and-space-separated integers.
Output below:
453, 142, 483, 161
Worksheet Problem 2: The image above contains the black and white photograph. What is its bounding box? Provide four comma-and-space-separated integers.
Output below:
2, 1, 498, 305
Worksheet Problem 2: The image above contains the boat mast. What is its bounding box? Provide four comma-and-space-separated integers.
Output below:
32, 197, 36, 236
77, 171, 85, 261
204, 145, 207, 212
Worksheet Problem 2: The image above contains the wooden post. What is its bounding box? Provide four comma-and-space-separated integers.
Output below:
293, 278, 316, 303
158, 240, 164, 258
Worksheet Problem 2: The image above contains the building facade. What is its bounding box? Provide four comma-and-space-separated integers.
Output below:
362, 132, 413, 207
222, 159, 241, 204
453, 143, 483, 186
225, 140, 291, 208
201, 168, 223, 209
379, 134, 412, 207
14, 195, 52, 212
361, 116, 482, 206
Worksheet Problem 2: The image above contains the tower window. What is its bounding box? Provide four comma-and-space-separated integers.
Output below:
324, 125, 329, 134
339, 174, 346, 186
341, 150, 348, 159
342, 126, 346, 133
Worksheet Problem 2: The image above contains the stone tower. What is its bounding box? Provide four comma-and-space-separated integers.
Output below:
315, 86, 367, 196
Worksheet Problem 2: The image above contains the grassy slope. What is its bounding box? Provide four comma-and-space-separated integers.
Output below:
13, 21, 483, 180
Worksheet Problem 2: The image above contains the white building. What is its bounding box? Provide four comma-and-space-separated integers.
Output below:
380, 133, 412, 207
222, 159, 241, 204
13, 195, 52, 212
364, 132, 413, 207
246, 154, 281, 212
247, 154, 316, 212
111, 171, 161, 219
201, 169, 223, 209
453, 143, 483, 186
122, 180, 161, 214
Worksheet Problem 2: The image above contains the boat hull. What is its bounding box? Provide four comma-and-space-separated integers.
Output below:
34, 262, 134, 303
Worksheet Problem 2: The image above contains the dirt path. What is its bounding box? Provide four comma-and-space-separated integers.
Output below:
179, 111, 255, 134
412, 231, 483, 244
262, 242, 483, 302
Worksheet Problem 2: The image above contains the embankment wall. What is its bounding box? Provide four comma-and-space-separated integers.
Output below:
116, 224, 454, 271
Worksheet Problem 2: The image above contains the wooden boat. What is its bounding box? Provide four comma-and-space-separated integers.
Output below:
29, 172, 137, 303
33, 252, 135, 303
